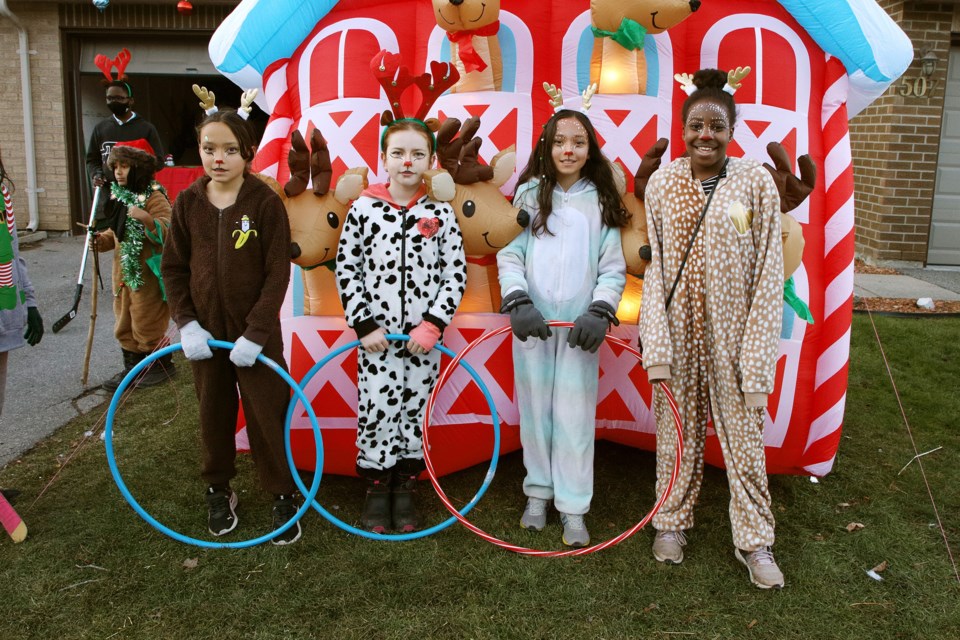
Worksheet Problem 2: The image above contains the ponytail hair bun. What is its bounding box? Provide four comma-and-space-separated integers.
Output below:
692, 69, 728, 93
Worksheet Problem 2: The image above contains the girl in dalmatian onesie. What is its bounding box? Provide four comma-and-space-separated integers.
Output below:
162, 109, 302, 546
640, 69, 785, 589
497, 108, 627, 548
337, 119, 466, 534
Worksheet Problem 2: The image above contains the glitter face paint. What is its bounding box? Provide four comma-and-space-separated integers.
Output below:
683, 99, 733, 180
551, 117, 589, 189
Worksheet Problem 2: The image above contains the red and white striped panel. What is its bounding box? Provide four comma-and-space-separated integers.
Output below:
804, 56, 854, 476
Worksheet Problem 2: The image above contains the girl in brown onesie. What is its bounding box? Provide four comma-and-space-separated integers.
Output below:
640, 69, 785, 589
162, 110, 301, 546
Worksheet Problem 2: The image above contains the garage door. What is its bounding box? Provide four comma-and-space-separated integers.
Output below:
930, 47, 960, 266
79, 39, 218, 75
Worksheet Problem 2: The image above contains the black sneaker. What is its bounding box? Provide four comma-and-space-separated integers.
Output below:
134, 360, 177, 387
206, 487, 238, 536
271, 495, 302, 546
102, 367, 134, 392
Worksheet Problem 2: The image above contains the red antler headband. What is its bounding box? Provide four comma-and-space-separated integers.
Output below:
94, 48, 132, 83
370, 49, 460, 142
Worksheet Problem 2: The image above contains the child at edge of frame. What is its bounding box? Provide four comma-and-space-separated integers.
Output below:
335, 117, 466, 535
496, 103, 629, 549
160, 108, 302, 546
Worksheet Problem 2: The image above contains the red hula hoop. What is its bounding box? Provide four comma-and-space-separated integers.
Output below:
422, 321, 685, 557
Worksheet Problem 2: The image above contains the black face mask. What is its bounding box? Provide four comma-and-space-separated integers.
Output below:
107, 102, 130, 117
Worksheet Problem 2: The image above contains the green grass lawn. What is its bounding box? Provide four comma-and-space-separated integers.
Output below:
1, 314, 958, 639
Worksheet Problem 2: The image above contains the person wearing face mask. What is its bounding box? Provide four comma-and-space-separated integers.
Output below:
85, 81, 164, 190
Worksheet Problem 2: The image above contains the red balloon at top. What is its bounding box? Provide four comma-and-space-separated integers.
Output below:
177, 0, 193, 15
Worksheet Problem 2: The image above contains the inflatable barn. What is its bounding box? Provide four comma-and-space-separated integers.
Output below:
210, 0, 911, 477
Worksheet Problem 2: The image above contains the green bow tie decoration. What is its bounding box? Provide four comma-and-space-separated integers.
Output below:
591, 17, 648, 52
783, 277, 814, 325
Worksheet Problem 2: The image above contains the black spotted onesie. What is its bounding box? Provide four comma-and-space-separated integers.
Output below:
336, 184, 466, 472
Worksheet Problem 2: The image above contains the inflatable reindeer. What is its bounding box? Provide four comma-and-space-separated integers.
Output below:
590, 0, 700, 94
283, 128, 368, 316
434, 117, 529, 312
432, 0, 503, 93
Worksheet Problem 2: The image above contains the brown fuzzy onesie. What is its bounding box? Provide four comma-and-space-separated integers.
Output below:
162, 174, 294, 495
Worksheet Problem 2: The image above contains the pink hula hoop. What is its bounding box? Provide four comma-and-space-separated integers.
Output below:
422, 321, 684, 557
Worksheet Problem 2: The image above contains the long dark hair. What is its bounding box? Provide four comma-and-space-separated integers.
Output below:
118, 165, 154, 194
515, 110, 628, 237
681, 69, 738, 126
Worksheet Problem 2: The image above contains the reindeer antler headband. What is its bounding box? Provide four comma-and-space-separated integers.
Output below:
95, 48, 133, 95
542, 82, 598, 115
191, 84, 258, 121
370, 50, 460, 151
675, 66, 752, 96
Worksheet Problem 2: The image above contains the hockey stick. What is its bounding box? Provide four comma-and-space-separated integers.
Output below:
52, 185, 101, 333
0, 491, 26, 543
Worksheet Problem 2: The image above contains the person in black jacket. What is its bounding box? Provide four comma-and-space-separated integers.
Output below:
85, 81, 164, 189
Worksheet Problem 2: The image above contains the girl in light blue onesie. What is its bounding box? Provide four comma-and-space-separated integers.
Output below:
497, 109, 628, 547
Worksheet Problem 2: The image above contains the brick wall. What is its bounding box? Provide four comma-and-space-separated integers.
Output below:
0, 3, 70, 232
849, 1, 952, 265
0, 1, 233, 233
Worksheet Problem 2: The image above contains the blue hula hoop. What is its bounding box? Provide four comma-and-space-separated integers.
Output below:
286, 334, 500, 541
104, 340, 324, 549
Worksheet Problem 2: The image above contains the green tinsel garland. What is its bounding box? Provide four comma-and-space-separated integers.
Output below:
110, 181, 167, 291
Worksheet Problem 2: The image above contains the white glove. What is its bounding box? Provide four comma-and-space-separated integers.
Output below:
230, 336, 263, 367
180, 321, 213, 360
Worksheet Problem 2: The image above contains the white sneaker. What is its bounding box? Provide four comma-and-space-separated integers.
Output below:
652, 530, 687, 564
560, 513, 590, 547
735, 547, 785, 589
520, 497, 548, 531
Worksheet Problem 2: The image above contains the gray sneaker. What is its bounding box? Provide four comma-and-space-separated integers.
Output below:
652, 530, 687, 564
560, 512, 590, 547
206, 487, 238, 536
735, 547, 785, 589
520, 497, 548, 531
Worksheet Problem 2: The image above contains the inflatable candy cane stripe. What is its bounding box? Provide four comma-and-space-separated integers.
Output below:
250, 62, 295, 179
805, 57, 855, 476
0, 186, 16, 288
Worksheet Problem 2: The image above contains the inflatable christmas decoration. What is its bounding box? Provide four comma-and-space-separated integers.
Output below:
211, 0, 912, 478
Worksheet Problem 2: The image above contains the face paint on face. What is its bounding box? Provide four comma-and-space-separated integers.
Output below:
550, 117, 590, 189
199, 121, 247, 189
380, 128, 434, 198
683, 99, 733, 180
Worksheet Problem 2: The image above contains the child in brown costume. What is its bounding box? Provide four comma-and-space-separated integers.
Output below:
161, 109, 301, 545
96, 139, 174, 390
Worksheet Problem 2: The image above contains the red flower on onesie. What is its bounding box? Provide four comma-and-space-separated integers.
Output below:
417, 217, 440, 239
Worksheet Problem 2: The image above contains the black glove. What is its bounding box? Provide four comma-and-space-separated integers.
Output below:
24, 306, 43, 346
500, 290, 551, 342
567, 301, 619, 353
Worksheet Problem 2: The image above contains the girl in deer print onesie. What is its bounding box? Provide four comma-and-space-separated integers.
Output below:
640, 69, 785, 589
